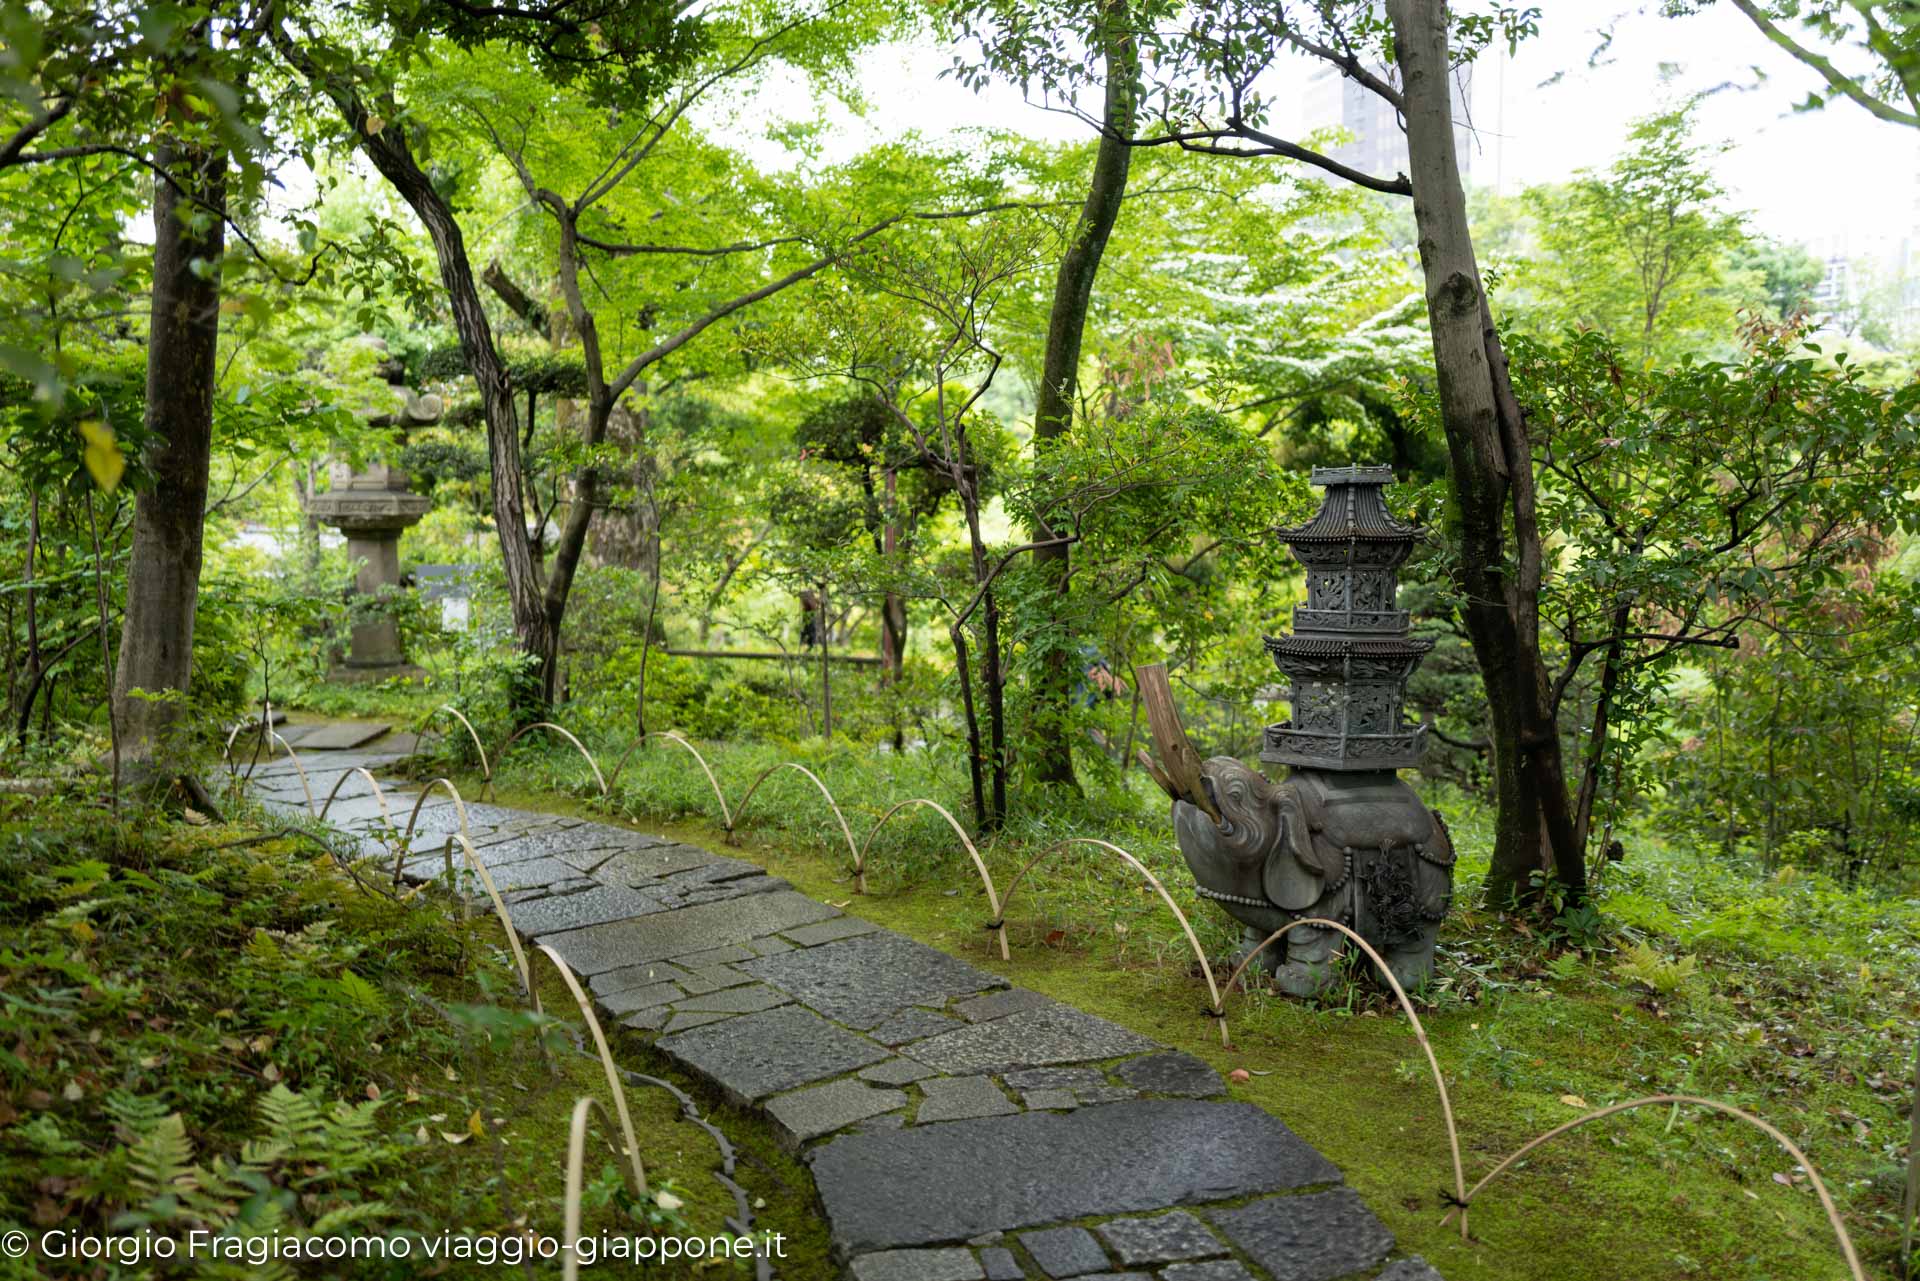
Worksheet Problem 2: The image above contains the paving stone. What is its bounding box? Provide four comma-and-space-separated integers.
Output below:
859, 1058, 939, 1086
1074, 1273, 1149, 1280
1019, 1088, 1078, 1110
500, 877, 599, 905
1071, 1086, 1138, 1106
751, 936, 795, 956
507, 884, 664, 935
969, 1233, 1003, 1246
674, 945, 757, 968
597, 983, 682, 1016
478, 824, 654, 867
1373, 1260, 1444, 1281
849, 1248, 984, 1281
453, 857, 586, 897
858, 1111, 907, 1133
677, 876, 789, 905
674, 983, 791, 1015
660, 856, 769, 886
293, 722, 391, 750
783, 916, 881, 947
915, 1075, 1018, 1124
869, 1008, 962, 1046
811, 1101, 1340, 1253
742, 933, 1005, 1030
953, 989, 1055, 1023
1093, 1213, 1223, 1265
765, 1078, 908, 1147
402, 800, 525, 835
978, 1246, 1023, 1281
658, 1005, 889, 1102
1003, 1067, 1108, 1091
620, 1007, 672, 1032
1113, 1053, 1224, 1099
590, 961, 690, 997
539, 890, 839, 974
663, 1011, 735, 1033
904, 1005, 1156, 1075
677, 965, 753, 995
1159, 1264, 1256, 1281
590, 842, 717, 880
1018, 1226, 1110, 1278
1207, 1190, 1392, 1281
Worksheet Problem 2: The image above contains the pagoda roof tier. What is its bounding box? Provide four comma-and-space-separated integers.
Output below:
1279, 469, 1419, 544
1263, 634, 1433, 659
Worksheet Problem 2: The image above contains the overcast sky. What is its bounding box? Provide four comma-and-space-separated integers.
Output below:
737, 3, 1918, 259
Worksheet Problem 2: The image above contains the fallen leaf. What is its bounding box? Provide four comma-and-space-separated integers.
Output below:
466, 1109, 485, 1139
366, 1083, 381, 1101
1228, 1069, 1251, 1084
654, 1190, 684, 1211
61, 1081, 83, 1102
1559, 1094, 1589, 1109
440, 1130, 470, 1145
183, 808, 210, 826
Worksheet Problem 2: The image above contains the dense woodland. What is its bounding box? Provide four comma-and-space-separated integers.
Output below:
2, 1, 1919, 1278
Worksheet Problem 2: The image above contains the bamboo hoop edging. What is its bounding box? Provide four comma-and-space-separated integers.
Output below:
315, 767, 394, 830
605, 730, 733, 828
409, 704, 495, 798
394, 778, 475, 885
1438, 1093, 1865, 1279
561, 1095, 623, 1281
532, 943, 649, 1201
995, 837, 1228, 1048
730, 761, 857, 865
1223, 916, 1465, 1227
496, 722, 609, 796
442, 831, 534, 1001
262, 730, 315, 814
858, 798, 1007, 959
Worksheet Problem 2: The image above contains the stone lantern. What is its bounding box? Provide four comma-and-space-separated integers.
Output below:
304, 353, 443, 674
1146, 465, 1456, 996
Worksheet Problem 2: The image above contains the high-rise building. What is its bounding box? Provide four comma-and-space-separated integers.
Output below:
1300, 59, 1482, 187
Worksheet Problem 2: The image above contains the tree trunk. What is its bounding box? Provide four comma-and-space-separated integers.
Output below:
113, 140, 226, 766
1027, 7, 1138, 789
1387, 0, 1584, 905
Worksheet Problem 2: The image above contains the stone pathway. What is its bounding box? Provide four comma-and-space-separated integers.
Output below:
243, 732, 1444, 1281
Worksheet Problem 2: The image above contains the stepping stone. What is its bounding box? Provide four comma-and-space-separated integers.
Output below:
849, 1248, 984, 1281
292, 722, 392, 750
501, 878, 599, 905
1018, 1087, 1077, 1111
678, 965, 753, 995
659, 1005, 889, 1102
869, 1009, 962, 1047
620, 1006, 672, 1031
914, 1076, 1017, 1124
591, 842, 719, 881
589, 961, 690, 997
783, 916, 881, 947
766, 1079, 908, 1147
1070, 1086, 1137, 1106
904, 1005, 1155, 1075
742, 934, 1005, 1030
597, 983, 681, 1016
1113, 1053, 1224, 1098
1018, 1226, 1111, 1278
674, 945, 757, 968
404, 801, 528, 835
1160, 1263, 1256, 1281
663, 1011, 734, 1033
1375, 1261, 1444, 1281
455, 857, 586, 897
509, 884, 664, 936
751, 936, 795, 956
810, 1101, 1341, 1253
1094, 1212, 1225, 1265
859, 1058, 938, 1086
978, 1246, 1022, 1281
1207, 1190, 1392, 1281
539, 891, 838, 975
953, 989, 1053, 1023
674, 983, 790, 1015
1004, 1067, 1108, 1091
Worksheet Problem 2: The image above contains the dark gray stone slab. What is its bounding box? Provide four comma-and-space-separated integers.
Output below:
454, 857, 585, 896
598, 983, 681, 1016
859, 1058, 938, 1086
915, 1075, 1017, 1124
678, 965, 752, 995
673, 875, 790, 906
1113, 1053, 1224, 1099
663, 1010, 734, 1033
500, 877, 599, 905
1003, 1067, 1108, 1091
1018, 1226, 1110, 1278
783, 916, 881, 947
1208, 1190, 1392, 1281
508, 884, 664, 935
1093, 1212, 1223, 1265
1160, 1264, 1256, 1281
904, 1005, 1155, 1075
488, 823, 657, 866
751, 935, 795, 956
1374, 1260, 1444, 1281
1019, 1088, 1077, 1111
1071, 1086, 1138, 1106
849, 1249, 984, 1281
766, 1078, 907, 1147
742, 933, 1005, 1030
403, 800, 525, 834
979, 1246, 1022, 1281
659, 856, 768, 886
539, 891, 839, 974
658, 1005, 889, 1102
674, 983, 790, 1014
591, 842, 720, 881
952, 988, 1053, 1023
675, 945, 757, 968
292, 722, 391, 750
870, 1009, 963, 1046
810, 1101, 1340, 1253
590, 961, 690, 997
620, 1007, 672, 1032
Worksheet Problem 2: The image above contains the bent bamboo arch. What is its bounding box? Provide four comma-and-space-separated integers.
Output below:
729, 761, 857, 867
315, 766, 395, 829
1223, 917, 1464, 1220
605, 730, 732, 827
995, 838, 1228, 1048
393, 778, 476, 884
1439, 1094, 1865, 1278
496, 722, 609, 796
410, 704, 494, 796
858, 798, 1007, 959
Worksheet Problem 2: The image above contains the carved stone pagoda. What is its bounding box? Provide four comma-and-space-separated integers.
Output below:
1262, 465, 1432, 772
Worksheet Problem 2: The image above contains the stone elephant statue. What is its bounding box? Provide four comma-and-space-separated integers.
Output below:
1173, 757, 1454, 998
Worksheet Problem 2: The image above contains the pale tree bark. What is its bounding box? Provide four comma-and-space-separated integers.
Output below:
113, 140, 227, 766
1386, 0, 1584, 904
1029, 5, 1138, 788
